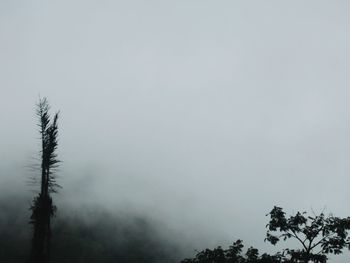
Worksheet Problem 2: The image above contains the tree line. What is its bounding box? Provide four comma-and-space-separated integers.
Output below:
181, 206, 350, 263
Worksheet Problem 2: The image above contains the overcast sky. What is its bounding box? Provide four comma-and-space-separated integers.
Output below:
1, 0, 350, 261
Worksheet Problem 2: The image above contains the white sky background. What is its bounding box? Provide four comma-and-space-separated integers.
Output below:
1, 0, 350, 261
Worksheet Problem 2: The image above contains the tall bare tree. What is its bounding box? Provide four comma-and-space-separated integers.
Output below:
29, 98, 60, 263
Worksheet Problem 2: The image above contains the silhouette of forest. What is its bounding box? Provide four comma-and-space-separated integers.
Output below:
0, 193, 184, 263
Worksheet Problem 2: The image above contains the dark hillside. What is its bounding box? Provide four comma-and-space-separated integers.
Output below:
0, 194, 184, 263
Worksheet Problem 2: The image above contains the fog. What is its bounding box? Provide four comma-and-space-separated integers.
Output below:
1, 1, 350, 262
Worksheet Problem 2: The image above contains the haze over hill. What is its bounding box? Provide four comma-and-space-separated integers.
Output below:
1, 1, 350, 262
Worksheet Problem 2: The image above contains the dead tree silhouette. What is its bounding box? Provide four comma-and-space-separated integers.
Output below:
29, 98, 60, 263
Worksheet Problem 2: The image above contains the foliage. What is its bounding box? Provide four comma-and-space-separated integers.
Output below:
265, 206, 350, 263
36, 97, 61, 194
180, 240, 282, 263
181, 207, 350, 263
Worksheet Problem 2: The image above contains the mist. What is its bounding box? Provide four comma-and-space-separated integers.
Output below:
1, 1, 350, 262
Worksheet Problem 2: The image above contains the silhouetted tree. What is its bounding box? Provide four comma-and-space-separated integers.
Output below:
246, 247, 259, 263
265, 206, 350, 263
226, 239, 245, 262
29, 98, 60, 263
180, 207, 350, 263
179, 240, 281, 263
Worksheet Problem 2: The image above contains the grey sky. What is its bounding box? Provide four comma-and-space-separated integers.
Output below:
1, 0, 350, 261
